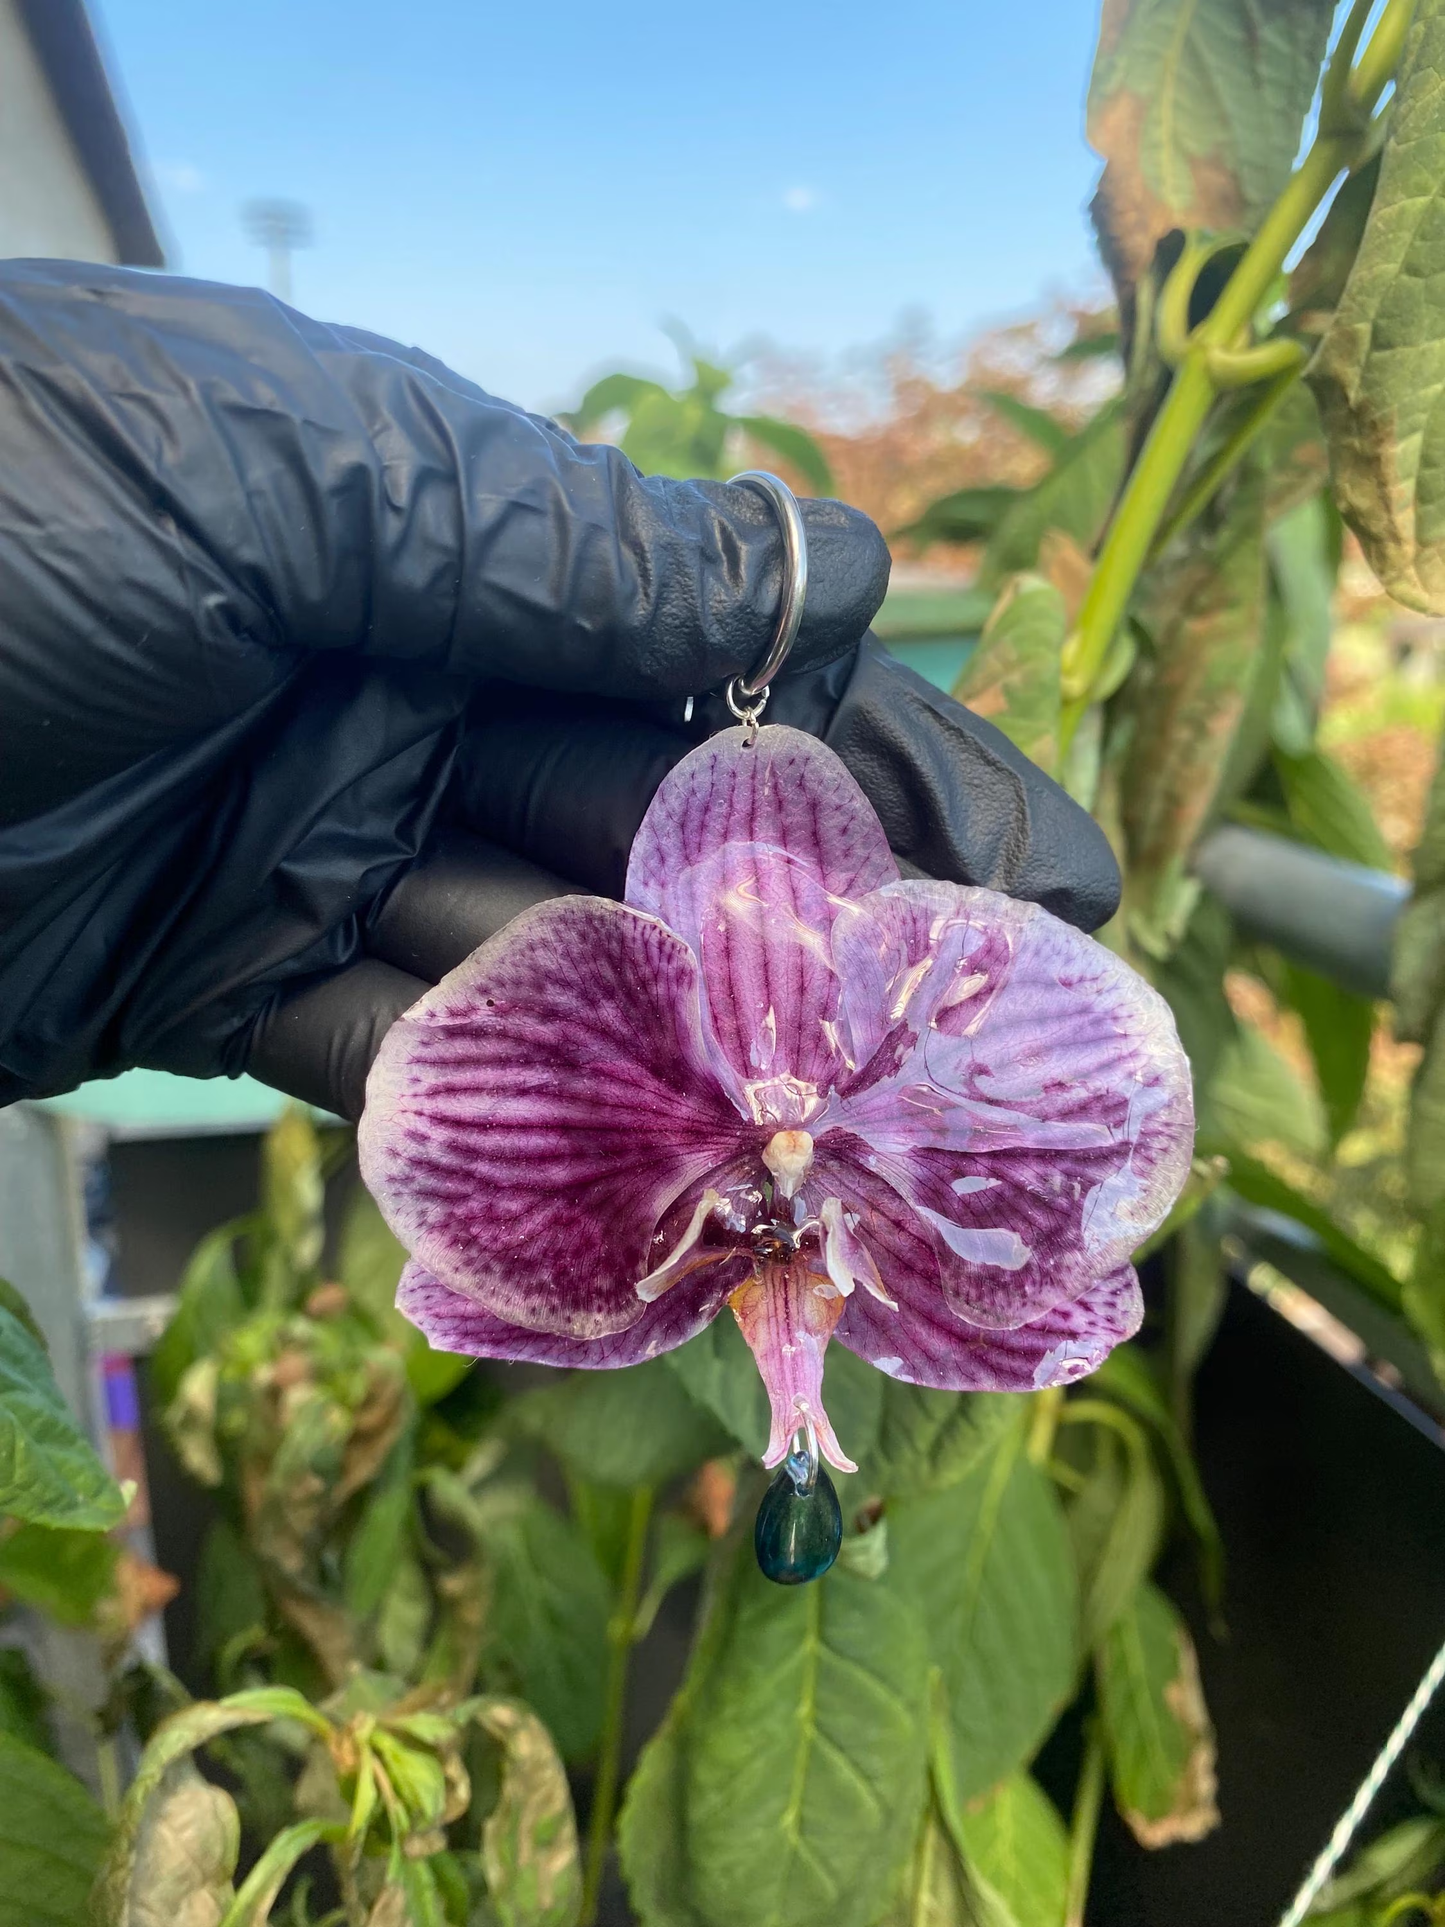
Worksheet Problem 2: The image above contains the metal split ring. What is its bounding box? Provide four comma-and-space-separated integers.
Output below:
722, 469, 809, 731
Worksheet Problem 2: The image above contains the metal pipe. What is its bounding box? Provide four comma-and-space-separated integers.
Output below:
1192, 824, 1408, 1000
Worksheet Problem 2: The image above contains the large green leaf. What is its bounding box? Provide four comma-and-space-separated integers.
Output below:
512, 1360, 729, 1491
951, 574, 1066, 776
1096, 1580, 1219, 1848
981, 404, 1127, 588
734, 415, 834, 496
952, 1772, 1069, 1927
666, 1317, 770, 1457
617, 1704, 705, 1927
1122, 461, 1269, 955
1225, 1152, 1405, 1308
1274, 746, 1393, 871
0, 1522, 116, 1624
0, 1731, 108, 1927
149, 1221, 248, 1413
859, 1387, 1016, 1502
1203, 1021, 1327, 1160
0, 1285, 125, 1532
1276, 960, 1374, 1145
681, 1557, 930, 1927
1087, 0, 1334, 295
887, 1415, 1078, 1803
1061, 1409, 1165, 1653
1311, 3, 1445, 611
875, 1800, 971, 1927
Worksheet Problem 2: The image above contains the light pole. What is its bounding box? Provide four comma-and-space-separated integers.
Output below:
242, 199, 312, 304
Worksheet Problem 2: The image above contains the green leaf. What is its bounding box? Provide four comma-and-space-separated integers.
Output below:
953, 1772, 1069, 1927
469, 1697, 583, 1927
473, 1495, 610, 1761
1289, 152, 1382, 324
1309, 1815, 1445, 1913
1122, 460, 1268, 957
617, 1704, 705, 1927
896, 486, 1023, 549
951, 573, 1066, 775
1225, 1152, 1406, 1309
260, 1106, 325, 1285
859, 1387, 1017, 1502
975, 391, 1072, 458
1095, 1580, 1219, 1848
1203, 1022, 1327, 1161
193, 1520, 269, 1683
513, 1359, 728, 1490
887, 1413, 1078, 1803
344, 1436, 416, 1622
1150, 892, 1237, 1105
874, 1801, 971, 1927
666, 1318, 770, 1458
0, 1522, 116, 1624
1060, 1406, 1165, 1653
681, 1557, 930, 1927
734, 416, 835, 495
1311, 3, 1445, 612
1086, 0, 1334, 297
149, 1222, 248, 1413
0, 1287, 126, 1532
563, 372, 671, 436
1274, 746, 1393, 872
0, 1279, 45, 1351
0, 1647, 49, 1755
0, 1731, 108, 1927
1267, 492, 1338, 757
1275, 960, 1374, 1145
981, 403, 1127, 589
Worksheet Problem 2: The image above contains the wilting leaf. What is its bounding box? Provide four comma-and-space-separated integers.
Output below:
888, 1413, 1078, 1804
1311, 4, 1445, 611
860, 1387, 1016, 1502
1087, 0, 1334, 296
513, 1360, 729, 1491
470, 1697, 583, 1927
0, 1284, 126, 1532
1123, 462, 1268, 954
951, 574, 1066, 775
103, 1756, 239, 1927
0, 1731, 108, 1927
981, 404, 1127, 588
1274, 746, 1393, 872
681, 1554, 930, 1927
0, 1521, 117, 1624
952, 1772, 1069, 1927
1096, 1580, 1219, 1848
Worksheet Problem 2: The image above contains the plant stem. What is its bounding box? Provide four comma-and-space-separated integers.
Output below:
580, 1484, 654, 1927
1026, 1385, 1066, 1465
1064, 1724, 1108, 1927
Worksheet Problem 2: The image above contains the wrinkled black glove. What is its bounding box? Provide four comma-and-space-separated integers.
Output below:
0, 260, 1119, 1120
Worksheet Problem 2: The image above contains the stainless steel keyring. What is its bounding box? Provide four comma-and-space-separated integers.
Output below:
724, 469, 809, 726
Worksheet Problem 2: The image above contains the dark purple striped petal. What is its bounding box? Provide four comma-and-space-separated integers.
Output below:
359, 897, 748, 1338
660, 843, 884, 1126
830, 880, 1192, 1328
625, 724, 897, 922
397, 1258, 745, 1366
837, 1260, 1143, 1392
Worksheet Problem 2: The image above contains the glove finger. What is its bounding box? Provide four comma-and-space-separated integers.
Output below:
366, 828, 580, 981
246, 959, 427, 1121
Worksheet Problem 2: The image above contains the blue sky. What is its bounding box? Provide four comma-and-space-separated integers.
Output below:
96, 0, 1110, 414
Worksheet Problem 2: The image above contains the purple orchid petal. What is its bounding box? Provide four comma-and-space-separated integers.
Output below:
397, 1259, 745, 1367
830, 881, 1192, 1328
626, 724, 898, 924
729, 1261, 857, 1473
359, 897, 747, 1338
659, 842, 885, 1126
837, 1259, 1144, 1393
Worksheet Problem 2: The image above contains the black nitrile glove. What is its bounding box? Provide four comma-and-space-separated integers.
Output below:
0, 261, 1120, 1121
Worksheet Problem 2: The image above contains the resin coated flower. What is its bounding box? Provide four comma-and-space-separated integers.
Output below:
359, 727, 1193, 1472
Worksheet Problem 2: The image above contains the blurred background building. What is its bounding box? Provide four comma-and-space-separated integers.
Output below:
0, 0, 161, 264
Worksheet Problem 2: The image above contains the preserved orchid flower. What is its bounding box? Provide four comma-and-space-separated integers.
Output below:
361, 724, 1193, 1515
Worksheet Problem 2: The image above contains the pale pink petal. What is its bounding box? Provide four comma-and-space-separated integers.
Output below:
729, 1263, 857, 1472
838, 1263, 1144, 1393
397, 1259, 744, 1366
359, 897, 747, 1338
829, 880, 1192, 1328
625, 724, 897, 923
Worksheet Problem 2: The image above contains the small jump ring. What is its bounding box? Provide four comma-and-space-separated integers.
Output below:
723, 469, 809, 725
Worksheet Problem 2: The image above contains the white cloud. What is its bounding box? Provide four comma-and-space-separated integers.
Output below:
781, 184, 819, 214
153, 161, 207, 195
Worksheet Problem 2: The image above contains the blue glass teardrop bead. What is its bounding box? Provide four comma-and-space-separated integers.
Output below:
755, 1463, 842, 1584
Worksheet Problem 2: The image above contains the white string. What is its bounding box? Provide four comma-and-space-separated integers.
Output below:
1277, 1626, 1445, 1927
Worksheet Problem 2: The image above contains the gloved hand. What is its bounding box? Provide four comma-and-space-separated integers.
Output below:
0, 260, 1120, 1121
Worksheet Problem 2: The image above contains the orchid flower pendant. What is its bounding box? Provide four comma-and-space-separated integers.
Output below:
359, 726, 1194, 1583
